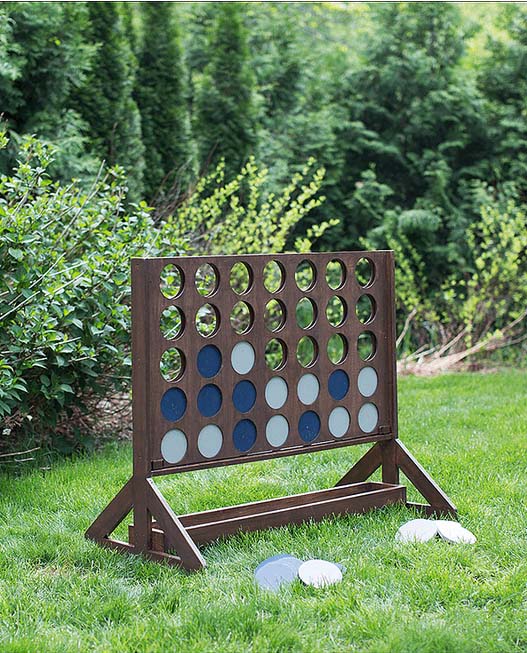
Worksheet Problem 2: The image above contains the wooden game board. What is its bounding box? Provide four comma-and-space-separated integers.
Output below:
86, 251, 456, 570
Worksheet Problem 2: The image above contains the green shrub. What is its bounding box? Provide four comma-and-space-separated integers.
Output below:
0, 133, 328, 452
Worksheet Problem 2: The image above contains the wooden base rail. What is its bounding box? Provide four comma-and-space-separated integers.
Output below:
129, 481, 406, 550
85, 439, 456, 571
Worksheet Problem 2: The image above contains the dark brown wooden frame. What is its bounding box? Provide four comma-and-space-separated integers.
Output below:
86, 251, 456, 570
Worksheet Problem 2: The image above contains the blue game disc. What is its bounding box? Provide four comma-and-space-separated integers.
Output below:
197, 345, 222, 378
232, 380, 256, 413
233, 419, 257, 452
160, 388, 187, 422
298, 410, 320, 443
197, 384, 222, 417
328, 369, 349, 401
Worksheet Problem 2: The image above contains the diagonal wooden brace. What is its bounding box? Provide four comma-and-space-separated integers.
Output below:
85, 478, 205, 569
336, 439, 456, 516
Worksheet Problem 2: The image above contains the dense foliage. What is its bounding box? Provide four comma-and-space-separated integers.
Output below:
0, 132, 326, 450
1, 2, 527, 448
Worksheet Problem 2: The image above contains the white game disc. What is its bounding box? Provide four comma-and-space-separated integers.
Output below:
298, 559, 343, 588
395, 519, 438, 543
436, 520, 476, 544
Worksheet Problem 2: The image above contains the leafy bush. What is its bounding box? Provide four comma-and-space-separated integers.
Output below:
0, 132, 327, 452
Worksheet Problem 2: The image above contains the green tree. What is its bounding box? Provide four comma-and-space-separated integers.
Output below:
331, 3, 489, 285
75, 2, 144, 198
0, 2, 96, 179
478, 5, 527, 200
194, 3, 256, 179
136, 2, 193, 203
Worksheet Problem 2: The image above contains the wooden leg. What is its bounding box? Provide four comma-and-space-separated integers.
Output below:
395, 440, 457, 516
147, 479, 206, 571
336, 439, 456, 517
86, 478, 134, 541
381, 440, 399, 485
335, 443, 382, 486
86, 477, 205, 570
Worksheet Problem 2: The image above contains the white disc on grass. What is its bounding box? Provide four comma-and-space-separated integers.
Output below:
395, 519, 438, 543
436, 520, 476, 544
298, 559, 343, 588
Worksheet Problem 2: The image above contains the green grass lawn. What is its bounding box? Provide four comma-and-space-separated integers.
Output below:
1, 370, 527, 652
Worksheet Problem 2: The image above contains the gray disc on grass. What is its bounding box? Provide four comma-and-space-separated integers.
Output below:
298, 559, 343, 588
436, 520, 476, 544
254, 560, 301, 591
395, 518, 438, 543
255, 554, 293, 573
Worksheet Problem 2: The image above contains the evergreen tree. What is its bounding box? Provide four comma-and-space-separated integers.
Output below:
479, 5, 527, 200
136, 2, 193, 202
75, 2, 144, 198
194, 3, 256, 179
0, 2, 96, 178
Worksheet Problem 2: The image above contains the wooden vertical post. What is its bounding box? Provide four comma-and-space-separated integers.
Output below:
131, 258, 152, 552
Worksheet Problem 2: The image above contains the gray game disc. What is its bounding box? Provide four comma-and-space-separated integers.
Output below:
255, 554, 303, 574
395, 518, 438, 543
298, 559, 343, 588
254, 559, 301, 591
436, 520, 476, 544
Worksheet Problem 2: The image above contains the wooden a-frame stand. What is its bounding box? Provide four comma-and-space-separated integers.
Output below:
86, 253, 456, 571
86, 438, 456, 571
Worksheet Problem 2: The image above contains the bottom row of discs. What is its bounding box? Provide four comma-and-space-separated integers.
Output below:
161, 403, 378, 463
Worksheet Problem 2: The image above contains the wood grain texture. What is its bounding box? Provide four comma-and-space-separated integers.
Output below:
136, 251, 397, 471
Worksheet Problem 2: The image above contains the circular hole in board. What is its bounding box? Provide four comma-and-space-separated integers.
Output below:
197, 384, 222, 417
233, 419, 257, 452
325, 259, 346, 290
197, 345, 222, 378
160, 348, 186, 383
356, 294, 376, 324
328, 406, 350, 438
327, 333, 348, 364
265, 338, 286, 370
358, 402, 379, 433
328, 369, 350, 401
231, 341, 256, 375
230, 261, 252, 294
266, 415, 289, 448
355, 257, 374, 287
160, 264, 184, 299
358, 366, 378, 397
161, 429, 187, 464
160, 305, 185, 340
232, 380, 257, 413
265, 377, 288, 409
195, 263, 219, 297
326, 295, 347, 327
296, 335, 317, 368
263, 260, 285, 293
195, 303, 220, 337
298, 410, 321, 443
197, 424, 223, 459
295, 259, 316, 291
230, 300, 254, 334
264, 299, 286, 332
296, 297, 317, 329
297, 373, 320, 405
358, 331, 377, 361
160, 387, 187, 421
